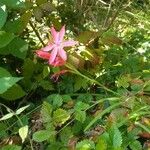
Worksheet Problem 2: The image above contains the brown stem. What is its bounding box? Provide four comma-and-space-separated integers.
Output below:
29, 21, 45, 46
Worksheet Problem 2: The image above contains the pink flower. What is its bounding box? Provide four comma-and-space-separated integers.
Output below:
40, 25, 78, 65
36, 50, 65, 67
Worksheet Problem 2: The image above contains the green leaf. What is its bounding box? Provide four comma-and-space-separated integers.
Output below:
0, 67, 11, 77
1, 0, 26, 9
9, 38, 28, 59
76, 140, 95, 150
75, 110, 86, 123
0, 3, 7, 29
0, 31, 15, 48
41, 101, 53, 123
36, 0, 47, 5
96, 138, 107, 150
19, 125, 28, 143
1, 145, 21, 150
43, 66, 50, 78
129, 140, 142, 150
16, 105, 30, 115
112, 125, 122, 148
60, 127, 73, 144
0, 113, 14, 121
39, 80, 54, 91
74, 77, 88, 92
75, 101, 89, 111
77, 31, 99, 44
33, 130, 54, 142
0, 77, 22, 94
4, 11, 31, 34
47, 94, 63, 108
0, 84, 26, 100
53, 108, 70, 126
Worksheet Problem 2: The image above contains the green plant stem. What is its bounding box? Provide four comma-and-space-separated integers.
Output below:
135, 122, 150, 133
84, 102, 122, 132
66, 63, 120, 96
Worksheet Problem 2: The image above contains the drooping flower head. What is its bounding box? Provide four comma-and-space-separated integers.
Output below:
36, 25, 78, 66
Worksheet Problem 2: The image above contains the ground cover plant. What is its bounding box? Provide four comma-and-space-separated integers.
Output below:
0, 0, 150, 150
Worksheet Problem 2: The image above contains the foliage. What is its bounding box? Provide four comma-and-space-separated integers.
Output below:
0, 0, 149, 149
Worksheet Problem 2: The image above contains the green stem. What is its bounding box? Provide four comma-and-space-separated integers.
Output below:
66, 63, 120, 96
84, 102, 122, 132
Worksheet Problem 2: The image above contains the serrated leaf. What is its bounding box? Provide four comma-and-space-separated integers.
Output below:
96, 138, 107, 150
16, 105, 30, 115
0, 84, 26, 100
0, 77, 22, 94
0, 113, 14, 121
33, 130, 54, 142
76, 139, 95, 150
75, 110, 86, 123
47, 94, 63, 108
129, 140, 142, 150
0, 3, 7, 29
60, 127, 73, 144
41, 101, 53, 123
75, 101, 89, 111
53, 108, 70, 126
0, 31, 15, 48
19, 125, 28, 143
1, 144, 21, 150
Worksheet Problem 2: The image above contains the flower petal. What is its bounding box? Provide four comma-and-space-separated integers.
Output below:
59, 25, 65, 42
58, 48, 67, 61
42, 43, 55, 51
62, 40, 78, 47
36, 50, 50, 60
50, 27, 59, 43
52, 56, 66, 67
49, 47, 58, 64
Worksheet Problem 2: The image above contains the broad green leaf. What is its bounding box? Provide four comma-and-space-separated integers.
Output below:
7, 38, 28, 59
19, 125, 28, 143
77, 31, 99, 44
33, 130, 54, 142
53, 108, 70, 126
0, 31, 15, 48
0, 113, 14, 121
76, 140, 95, 150
0, 84, 26, 100
0, 67, 11, 77
1, 145, 21, 150
4, 11, 32, 34
0, 77, 22, 94
16, 105, 30, 115
0, 3, 7, 29
1, 0, 26, 9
